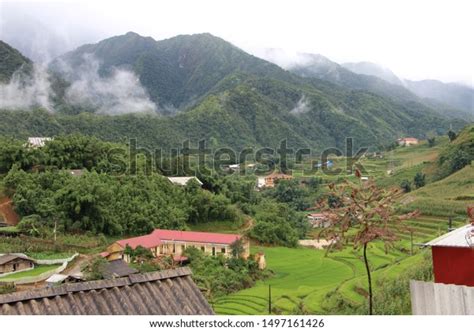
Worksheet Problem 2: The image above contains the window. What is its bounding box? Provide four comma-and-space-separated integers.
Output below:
172, 244, 176, 254
221, 248, 226, 254
201, 246, 205, 252
212, 247, 216, 256
181, 245, 185, 253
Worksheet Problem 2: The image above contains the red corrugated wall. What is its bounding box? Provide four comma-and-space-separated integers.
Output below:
432, 246, 474, 286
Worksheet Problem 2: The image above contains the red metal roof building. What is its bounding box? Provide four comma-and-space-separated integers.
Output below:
106, 229, 249, 262
425, 223, 474, 286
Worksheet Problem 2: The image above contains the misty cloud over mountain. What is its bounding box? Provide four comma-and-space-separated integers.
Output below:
0, 64, 53, 111
0, 52, 157, 115
290, 95, 311, 115
59, 54, 157, 115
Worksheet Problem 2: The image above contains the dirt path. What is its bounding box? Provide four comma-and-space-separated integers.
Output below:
0, 197, 20, 226
240, 217, 255, 233
63, 254, 93, 276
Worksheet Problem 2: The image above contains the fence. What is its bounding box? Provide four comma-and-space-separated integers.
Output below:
34, 253, 79, 265
410, 280, 474, 315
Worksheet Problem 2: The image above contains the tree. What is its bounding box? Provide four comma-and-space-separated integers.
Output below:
400, 179, 411, 193
271, 179, 309, 210
413, 172, 426, 188
448, 130, 457, 142
230, 238, 245, 258
317, 178, 419, 315
82, 257, 107, 280
450, 149, 470, 172
427, 137, 436, 147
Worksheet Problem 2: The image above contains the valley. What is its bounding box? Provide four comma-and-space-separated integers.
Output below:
0, 30, 472, 316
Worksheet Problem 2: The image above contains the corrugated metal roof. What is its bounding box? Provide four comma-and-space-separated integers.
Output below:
167, 176, 203, 186
0, 267, 213, 315
425, 224, 473, 248
117, 229, 241, 249
153, 229, 241, 245
117, 232, 159, 249
27, 137, 52, 148
45, 274, 69, 283
101, 259, 138, 279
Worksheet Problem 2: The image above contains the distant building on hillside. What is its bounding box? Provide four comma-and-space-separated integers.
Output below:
256, 172, 293, 189
167, 176, 203, 186
397, 137, 419, 146
307, 213, 330, 228
103, 229, 250, 263
68, 169, 85, 177
26, 137, 52, 148
0, 254, 35, 275
223, 164, 240, 172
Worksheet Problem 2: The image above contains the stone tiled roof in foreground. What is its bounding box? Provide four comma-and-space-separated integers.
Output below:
0, 267, 213, 315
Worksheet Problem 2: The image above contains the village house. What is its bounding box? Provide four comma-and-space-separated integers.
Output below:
256, 172, 293, 189
0, 254, 35, 275
307, 213, 330, 228
397, 137, 419, 146
103, 229, 250, 263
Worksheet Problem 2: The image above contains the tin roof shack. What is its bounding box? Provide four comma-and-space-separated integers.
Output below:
307, 213, 330, 228
167, 176, 203, 186
101, 259, 138, 279
0, 254, 35, 276
425, 224, 474, 286
26, 137, 52, 149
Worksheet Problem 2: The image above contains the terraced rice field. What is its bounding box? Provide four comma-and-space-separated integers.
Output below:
213, 214, 464, 315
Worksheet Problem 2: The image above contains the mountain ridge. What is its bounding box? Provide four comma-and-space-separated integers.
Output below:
0, 34, 469, 151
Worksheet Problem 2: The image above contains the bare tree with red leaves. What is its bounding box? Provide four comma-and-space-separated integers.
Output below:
316, 175, 419, 315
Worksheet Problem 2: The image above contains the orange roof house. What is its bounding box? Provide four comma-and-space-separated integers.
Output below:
397, 137, 419, 146
257, 172, 293, 189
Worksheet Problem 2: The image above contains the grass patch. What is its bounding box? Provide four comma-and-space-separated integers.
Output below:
0, 264, 60, 281
0, 226, 20, 234
188, 220, 242, 233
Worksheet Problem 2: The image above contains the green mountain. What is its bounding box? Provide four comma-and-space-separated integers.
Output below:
285, 53, 474, 120
52, 32, 289, 110
404, 79, 474, 115
342, 61, 404, 86
0, 40, 32, 82
436, 124, 474, 178
339, 60, 473, 118
0, 34, 467, 152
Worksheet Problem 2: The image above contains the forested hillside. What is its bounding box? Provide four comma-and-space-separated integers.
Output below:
0, 40, 32, 82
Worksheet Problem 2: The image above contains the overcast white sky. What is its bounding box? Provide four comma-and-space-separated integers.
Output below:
1, 0, 473, 85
